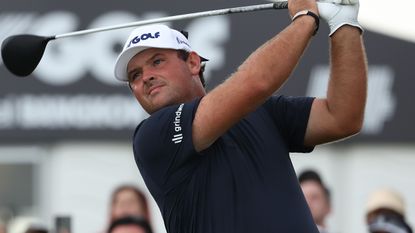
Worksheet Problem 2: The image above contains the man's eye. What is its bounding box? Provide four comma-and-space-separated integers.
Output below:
153, 58, 163, 66
129, 72, 141, 82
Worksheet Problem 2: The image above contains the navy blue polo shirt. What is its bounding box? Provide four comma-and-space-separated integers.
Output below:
133, 96, 319, 233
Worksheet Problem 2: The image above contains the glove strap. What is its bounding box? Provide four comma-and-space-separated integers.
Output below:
292, 10, 320, 36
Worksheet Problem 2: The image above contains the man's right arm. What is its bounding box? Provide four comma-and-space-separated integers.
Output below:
191, 0, 319, 152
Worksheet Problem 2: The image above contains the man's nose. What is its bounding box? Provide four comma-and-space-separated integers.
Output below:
143, 75, 155, 83
140, 68, 154, 82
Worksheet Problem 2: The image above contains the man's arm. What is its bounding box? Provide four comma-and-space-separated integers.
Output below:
304, 25, 367, 146
192, 0, 319, 152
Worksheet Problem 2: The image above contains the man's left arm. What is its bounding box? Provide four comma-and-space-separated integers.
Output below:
304, 2, 367, 146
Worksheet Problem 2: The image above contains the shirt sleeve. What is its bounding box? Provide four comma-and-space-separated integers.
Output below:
132, 98, 201, 195
264, 95, 315, 153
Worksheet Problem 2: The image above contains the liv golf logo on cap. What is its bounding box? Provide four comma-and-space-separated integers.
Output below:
127, 31, 161, 48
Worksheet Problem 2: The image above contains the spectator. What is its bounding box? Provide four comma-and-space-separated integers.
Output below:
299, 169, 331, 233
366, 188, 413, 233
107, 216, 152, 233
107, 185, 151, 231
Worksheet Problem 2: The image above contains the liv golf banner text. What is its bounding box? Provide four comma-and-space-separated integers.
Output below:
1, 0, 414, 143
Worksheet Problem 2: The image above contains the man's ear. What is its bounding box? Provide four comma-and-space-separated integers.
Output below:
187, 51, 202, 75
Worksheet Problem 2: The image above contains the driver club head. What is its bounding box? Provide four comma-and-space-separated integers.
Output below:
1, 34, 53, 77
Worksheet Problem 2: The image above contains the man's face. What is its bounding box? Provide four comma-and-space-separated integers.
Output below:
127, 48, 205, 114
300, 180, 331, 225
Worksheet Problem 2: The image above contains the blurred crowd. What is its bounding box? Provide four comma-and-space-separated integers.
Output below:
0, 175, 413, 233
0, 184, 153, 233
298, 169, 413, 233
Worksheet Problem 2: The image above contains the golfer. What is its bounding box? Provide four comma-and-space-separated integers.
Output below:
113, 0, 367, 232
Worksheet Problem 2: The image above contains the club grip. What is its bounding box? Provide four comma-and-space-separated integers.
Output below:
272, 1, 288, 9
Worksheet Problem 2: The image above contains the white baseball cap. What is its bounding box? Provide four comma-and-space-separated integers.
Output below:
114, 24, 207, 82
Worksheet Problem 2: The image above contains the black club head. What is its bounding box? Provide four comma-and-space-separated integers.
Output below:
1, 34, 53, 77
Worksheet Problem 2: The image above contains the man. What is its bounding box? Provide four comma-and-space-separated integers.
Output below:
366, 188, 413, 233
113, 0, 367, 232
299, 169, 331, 233
108, 216, 153, 233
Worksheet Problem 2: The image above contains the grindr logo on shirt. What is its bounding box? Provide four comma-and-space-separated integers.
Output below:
172, 104, 184, 144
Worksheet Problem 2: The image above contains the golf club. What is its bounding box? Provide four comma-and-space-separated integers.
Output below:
1, 2, 288, 77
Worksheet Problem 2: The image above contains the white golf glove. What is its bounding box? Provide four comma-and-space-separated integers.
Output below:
317, 0, 363, 36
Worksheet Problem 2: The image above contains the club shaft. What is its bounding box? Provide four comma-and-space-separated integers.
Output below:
54, 2, 288, 39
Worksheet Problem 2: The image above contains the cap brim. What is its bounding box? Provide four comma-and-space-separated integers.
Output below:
200, 56, 209, 62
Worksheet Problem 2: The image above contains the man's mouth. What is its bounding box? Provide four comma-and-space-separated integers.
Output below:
148, 84, 164, 96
